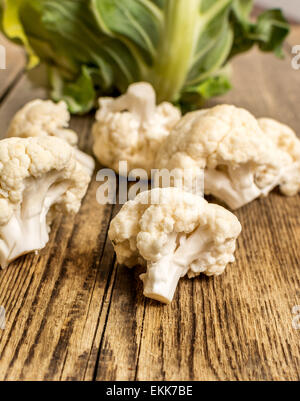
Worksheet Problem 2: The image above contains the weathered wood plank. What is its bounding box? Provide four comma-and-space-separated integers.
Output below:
286, 25, 300, 49
0, 179, 115, 380
0, 61, 115, 380
0, 27, 299, 381
94, 28, 300, 381
134, 197, 300, 380
93, 263, 146, 381
0, 67, 48, 139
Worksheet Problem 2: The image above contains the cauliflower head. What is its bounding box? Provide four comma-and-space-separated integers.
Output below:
0, 136, 91, 269
7, 99, 78, 145
7, 99, 95, 176
155, 105, 298, 209
109, 187, 241, 304
92, 82, 181, 175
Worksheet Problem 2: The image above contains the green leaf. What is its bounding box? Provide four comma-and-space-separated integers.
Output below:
232, 0, 253, 22
91, 0, 163, 65
0, 0, 290, 113
197, 74, 232, 99
230, 2, 290, 58
179, 68, 232, 112
147, 0, 234, 102
50, 66, 96, 114
2, 0, 39, 68
255, 9, 290, 57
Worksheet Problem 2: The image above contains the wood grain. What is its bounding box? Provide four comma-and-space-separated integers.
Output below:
0, 28, 299, 381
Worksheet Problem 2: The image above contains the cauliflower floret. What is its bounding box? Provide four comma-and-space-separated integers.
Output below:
155, 105, 297, 209
92, 82, 181, 175
258, 118, 300, 196
0, 136, 91, 269
109, 187, 241, 304
7, 99, 78, 144
7, 99, 95, 176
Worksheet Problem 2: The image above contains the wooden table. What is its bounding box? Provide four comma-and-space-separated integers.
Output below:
0, 27, 299, 381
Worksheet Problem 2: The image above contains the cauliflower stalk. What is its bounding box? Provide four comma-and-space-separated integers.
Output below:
92, 82, 181, 175
7, 99, 95, 176
109, 187, 241, 304
0, 136, 91, 269
155, 105, 299, 209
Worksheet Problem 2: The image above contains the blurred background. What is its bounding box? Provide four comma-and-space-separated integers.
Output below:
255, 0, 300, 22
